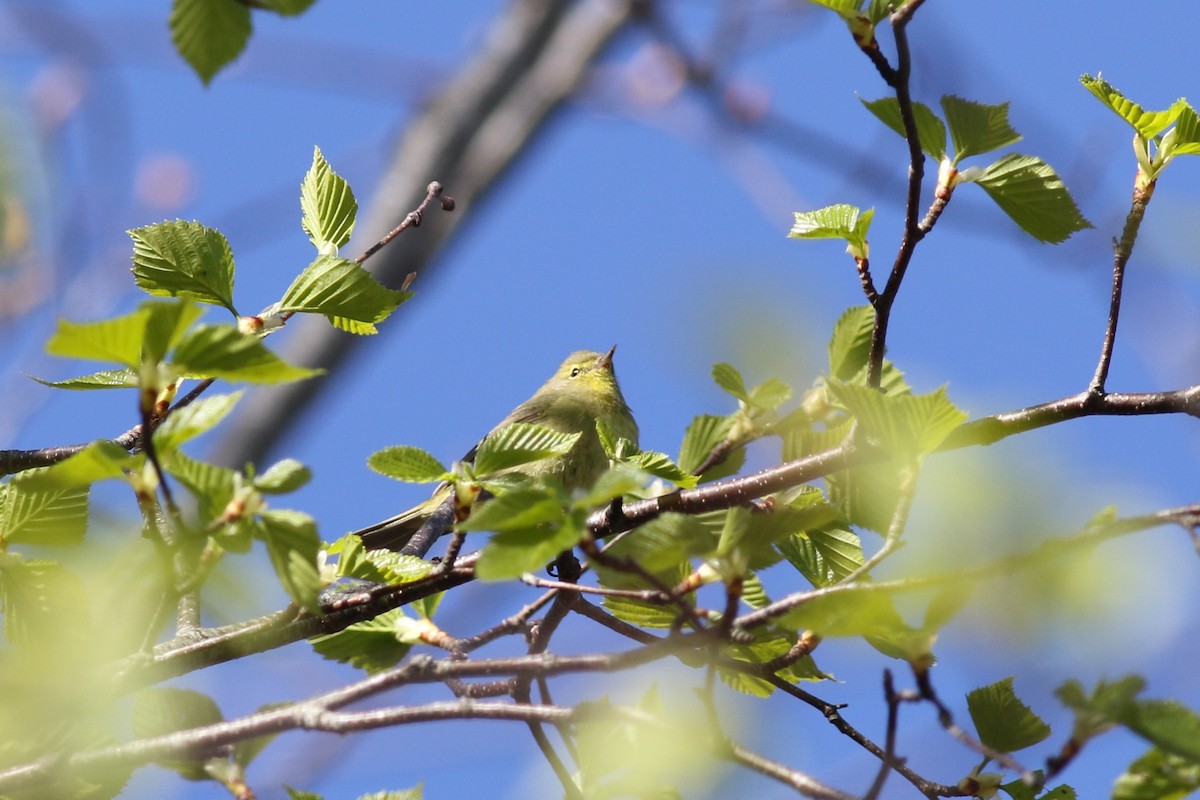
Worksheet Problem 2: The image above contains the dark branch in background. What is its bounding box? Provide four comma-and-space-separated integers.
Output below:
211, 0, 637, 470
1088, 181, 1153, 395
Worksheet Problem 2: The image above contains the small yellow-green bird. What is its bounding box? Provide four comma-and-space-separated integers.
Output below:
356, 346, 639, 553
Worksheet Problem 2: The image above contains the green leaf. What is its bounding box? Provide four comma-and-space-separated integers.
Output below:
626, 450, 698, 489
254, 459, 312, 494
829, 383, 968, 457
711, 363, 748, 402
594, 513, 712, 589
940, 96, 1022, 162
20, 440, 134, 491
153, 391, 243, 450
788, 204, 874, 258
368, 446, 448, 483
975, 153, 1093, 244
777, 525, 864, 587
172, 324, 322, 383
310, 609, 412, 674
966, 677, 1052, 753
277, 255, 408, 334
143, 299, 206, 366
132, 688, 223, 739
458, 487, 564, 533
161, 450, 237, 527
747, 377, 792, 411
360, 550, 434, 585
1056, 675, 1146, 741
46, 308, 152, 368
301, 146, 358, 254
575, 465, 646, 507
1123, 700, 1200, 762
602, 592, 682, 629
678, 413, 736, 477
29, 369, 139, 390
169, 0, 251, 85
259, 509, 323, 614
286, 788, 326, 800
1113, 748, 1200, 800
1169, 103, 1200, 156
0, 475, 89, 547
1080, 74, 1184, 139
474, 515, 584, 581
129, 220, 237, 312
261, 0, 319, 14
828, 305, 875, 381
472, 422, 580, 476
860, 96, 947, 159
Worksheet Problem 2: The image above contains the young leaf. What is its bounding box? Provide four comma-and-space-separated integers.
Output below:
975, 153, 1093, 244
172, 324, 322, 383
788, 204, 874, 258
1170, 103, 1200, 156
261, 0, 319, 15
143, 299, 206, 365
1080, 74, 1184, 139
777, 525, 864, 587
594, 513, 712, 589
474, 516, 583, 581
153, 391, 243, 449
472, 422, 580, 476
966, 677, 1052, 753
129, 220, 237, 312
161, 450, 237, 526
828, 305, 875, 380
1122, 700, 1200, 762
46, 309, 152, 368
19, 440, 134, 490
1113, 748, 1200, 800
259, 509, 323, 614
457, 487, 564, 533
169, 0, 252, 85
310, 609, 413, 674
860, 96, 947, 159
30, 369, 139, 390
0, 477, 88, 547
277, 255, 408, 335
368, 446, 448, 483
301, 146, 358, 254
711, 363, 748, 401
626, 450, 698, 489
940, 96, 1021, 162
602, 592, 681, 629
254, 459, 312, 494
0, 556, 88, 646
828, 383, 968, 457
132, 687, 224, 739
678, 413, 735, 476
747, 377, 792, 411
1056, 675, 1146, 741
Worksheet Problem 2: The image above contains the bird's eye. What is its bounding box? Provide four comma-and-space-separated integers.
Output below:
569, 367, 581, 378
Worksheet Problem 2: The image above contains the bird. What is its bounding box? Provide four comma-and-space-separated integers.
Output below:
354, 346, 638, 554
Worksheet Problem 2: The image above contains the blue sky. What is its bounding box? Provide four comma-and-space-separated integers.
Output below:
2, 1, 1200, 797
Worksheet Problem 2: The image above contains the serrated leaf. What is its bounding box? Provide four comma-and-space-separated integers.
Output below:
277, 255, 408, 334
777, 525, 863, 587
860, 96, 947, 159
129, 221, 237, 312
473, 422, 580, 476
828, 306, 874, 380
142, 299, 205, 365
458, 487, 564, 532
788, 204, 874, 257
172, 324, 322, 383
602, 592, 681, 629
941, 96, 1022, 162
46, 309, 151, 368
778, 585, 908, 644
286, 788, 325, 800
254, 459, 311, 494
711, 363, 748, 401
829, 383, 967, 457
29, 369, 139, 390
747, 378, 792, 411
627, 450, 697, 489
169, 0, 251, 85
0, 556, 88, 645
20, 440, 134, 491
0, 476, 88, 547
976, 153, 1093, 244
368, 446, 448, 483
361, 551, 434, 585
1113, 748, 1200, 800
474, 516, 583, 581
161, 449, 237, 527
132, 688, 223, 739
1170, 103, 1200, 156
261, 0, 319, 15
310, 609, 411, 674
967, 677, 1052, 753
1080, 74, 1183, 139
301, 146, 357, 253
678, 413, 736, 477
259, 509, 323, 614
153, 391, 243, 450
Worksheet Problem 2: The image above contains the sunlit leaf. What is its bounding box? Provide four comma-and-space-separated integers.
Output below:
169, 0, 251, 85
129, 220, 237, 312
300, 146, 357, 253
277, 255, 407, 334
259, 509, 323, 613
967, 677, 1052, 753
1080, 74, 1184, 139
473, 423, 580, 476
975, 153, 1093, 244
860, 96, 947, 159
368, 446, 448, 483
172, 324, 322, 383
941, 96, 1022, 162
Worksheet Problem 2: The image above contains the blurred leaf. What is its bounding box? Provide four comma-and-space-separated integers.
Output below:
1056, 675, 1146, 740
1113, 748, 1200, 800
458, 487, 564, 533
941, 95, 1022, 162
254, 459, 312, 494
286, 788, 325, 800
278, 255, 407, 334
368, 446, 448, 483
46, 308, 151, 368
829, 383, 967, 457
747, 377, 792, 412
0, 555, 88, 646
172, 324, 322, 383
967, 677, 1051, 753
1123, 700, 1200, 761
474, 515, 583, 581
976, 153, 1093, 244
162, 449, 237, 527
575, 465, 646, 507
30, 369, 139, 390
828, 305, 875, 381
153, 391, 243, 450
594, 514, 711, 589
20, 440, 133, 491
711, 363, 748, 402
300, 146, 357, 253
169, 0, 251, 85
0, 475, 88, 547
473, 422, 580, 476
1080, 74, 1184, 139
132, 687, 223, 739
310, 609, 412, 674
129, 220, 237, 312
260, 509, 323, 614
860, 96, 947, 158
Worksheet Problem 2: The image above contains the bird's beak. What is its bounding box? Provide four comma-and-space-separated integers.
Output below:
596, 345, 617, 371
